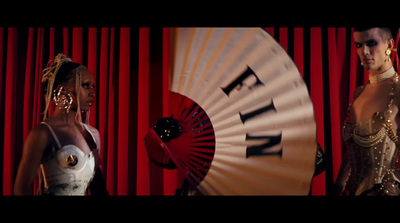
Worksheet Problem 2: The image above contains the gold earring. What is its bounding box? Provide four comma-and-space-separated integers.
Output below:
53, 86, 73, 113
386, 49, 391, 56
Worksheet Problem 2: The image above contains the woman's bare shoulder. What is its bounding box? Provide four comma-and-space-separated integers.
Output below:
352, 85, 365, 101
393, 80, 400, 104
85, 123, 101, 146
23, 123, 52, 154
86, 124, 99, 135
28, 123, 51, 138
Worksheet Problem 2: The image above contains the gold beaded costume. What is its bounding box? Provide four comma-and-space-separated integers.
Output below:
342, 67, 400, 195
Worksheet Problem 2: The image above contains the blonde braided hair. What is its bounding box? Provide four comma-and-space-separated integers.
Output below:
42, 53, 72, 120
41, 53, 84, 125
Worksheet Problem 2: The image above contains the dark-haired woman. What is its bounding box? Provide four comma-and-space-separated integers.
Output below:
14, 53, 108, 195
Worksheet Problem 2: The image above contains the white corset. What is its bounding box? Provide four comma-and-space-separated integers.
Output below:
40, 122, 98, 195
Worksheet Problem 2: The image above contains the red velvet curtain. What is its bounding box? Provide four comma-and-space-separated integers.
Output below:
1, 27, 399, 196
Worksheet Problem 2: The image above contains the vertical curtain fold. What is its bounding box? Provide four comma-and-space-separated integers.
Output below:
148, 27, 164, 195
48, 28, 55, 117
279, 27, 288, 51
98, 27, 109, 187
327, 28, 341, 187
87, 27, 97, 126
309, 27, 326, 195
62, 28, 69, 57
137, 27, 150, 195
72, 27, 83, 64
349, 28, 359, 103
117, 27, 130, 195
32, 28, 45, 194
106, 27, 116, 195
3, 27, 18, 195
23, 28, 35, 143
34, 28, 45, 128
162, 27, 179, 196
0, 27, 4, 194
294, 27, 304, 78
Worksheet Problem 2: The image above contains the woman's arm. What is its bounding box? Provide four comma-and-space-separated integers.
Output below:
13, 125, 49, 195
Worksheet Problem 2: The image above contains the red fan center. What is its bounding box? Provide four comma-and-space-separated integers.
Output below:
145, 91, 216, 186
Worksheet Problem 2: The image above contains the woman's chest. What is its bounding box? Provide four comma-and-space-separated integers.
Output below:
53, 127, 97, 155
351, 84, 396, 124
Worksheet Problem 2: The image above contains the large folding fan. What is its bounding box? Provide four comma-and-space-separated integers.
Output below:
145, 27, 317, 195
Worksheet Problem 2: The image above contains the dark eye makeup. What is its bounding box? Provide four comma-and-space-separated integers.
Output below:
355, 39, 378, 48
365, 39, 377, 47
81, 82, 95, 89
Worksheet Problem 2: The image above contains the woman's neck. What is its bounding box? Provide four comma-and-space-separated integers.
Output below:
369, 62, 393, 77
369, 66, 395, 84
51, 109, 78, 126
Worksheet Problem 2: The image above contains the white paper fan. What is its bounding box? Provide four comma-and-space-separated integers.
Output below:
145, 27, 317, 195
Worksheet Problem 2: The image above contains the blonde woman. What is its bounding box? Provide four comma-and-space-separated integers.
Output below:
14, 53, 108, 195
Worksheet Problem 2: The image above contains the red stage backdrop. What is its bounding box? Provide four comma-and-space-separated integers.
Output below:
1, 27, 398, 195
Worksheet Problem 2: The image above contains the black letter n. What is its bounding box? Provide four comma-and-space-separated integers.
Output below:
246, 133, 283, 158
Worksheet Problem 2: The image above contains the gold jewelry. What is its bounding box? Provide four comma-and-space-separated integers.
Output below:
53, 86, 73, 113
40, 164, 48, 192
369, 67, 396, 83
386, 49, 391, 56
393, 72, 399, 83
66, 155, 78, 166
42, 53, 73, 120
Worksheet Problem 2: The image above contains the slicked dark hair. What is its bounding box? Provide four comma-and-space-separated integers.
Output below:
53, 62, 81, 92
353, 27, 394, 40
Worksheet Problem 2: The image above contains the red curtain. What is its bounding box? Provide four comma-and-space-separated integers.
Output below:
1, 27, 399, 195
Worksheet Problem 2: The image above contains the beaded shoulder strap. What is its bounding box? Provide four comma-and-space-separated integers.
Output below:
384, 73, 399, 144
344, 85, 366, 123
352, 85, 365, 102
